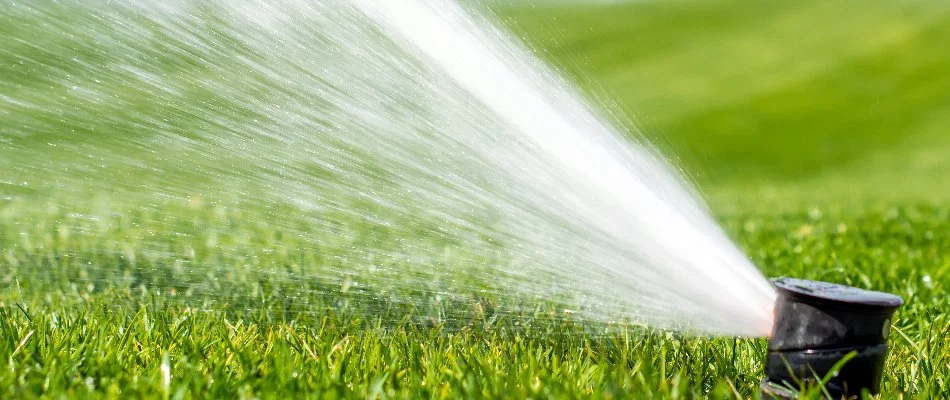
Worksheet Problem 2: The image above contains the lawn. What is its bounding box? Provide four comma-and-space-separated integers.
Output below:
2, 0, 949, 398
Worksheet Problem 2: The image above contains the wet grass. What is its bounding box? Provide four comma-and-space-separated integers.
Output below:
2, 202, 948, 398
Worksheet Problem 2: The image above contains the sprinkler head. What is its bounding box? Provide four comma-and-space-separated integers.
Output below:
761, 278, 903, 399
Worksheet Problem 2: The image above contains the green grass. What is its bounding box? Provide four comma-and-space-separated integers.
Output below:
3, 0, 950, 398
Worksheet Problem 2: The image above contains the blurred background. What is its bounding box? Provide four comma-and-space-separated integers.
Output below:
500, 0, 950, 205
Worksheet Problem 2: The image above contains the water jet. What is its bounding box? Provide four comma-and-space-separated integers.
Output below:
0, 0, 777, 335
761, 278, 903, 398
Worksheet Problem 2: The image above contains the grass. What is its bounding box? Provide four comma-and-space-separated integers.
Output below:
3, 0, 950, 398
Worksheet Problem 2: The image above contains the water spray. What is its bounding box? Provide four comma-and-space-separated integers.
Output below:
761, 278, 903, 398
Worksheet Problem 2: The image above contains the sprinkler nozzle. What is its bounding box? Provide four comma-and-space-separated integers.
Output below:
760, 278, 903, 398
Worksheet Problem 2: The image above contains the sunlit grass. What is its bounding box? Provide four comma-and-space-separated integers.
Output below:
2, 0, 950, 398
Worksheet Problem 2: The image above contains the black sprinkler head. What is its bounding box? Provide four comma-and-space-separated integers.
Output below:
761, 278, 903, 399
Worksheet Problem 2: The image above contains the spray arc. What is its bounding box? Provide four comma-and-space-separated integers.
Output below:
761, 278, 903, 398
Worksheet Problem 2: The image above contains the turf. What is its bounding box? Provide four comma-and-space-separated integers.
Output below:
3, 0, 950, 398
